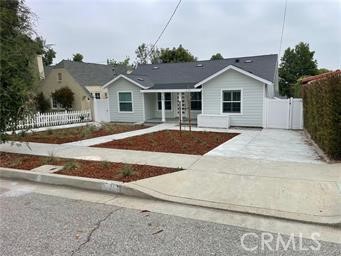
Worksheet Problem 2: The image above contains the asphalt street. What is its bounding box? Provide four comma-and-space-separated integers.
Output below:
0, 190, 340, 256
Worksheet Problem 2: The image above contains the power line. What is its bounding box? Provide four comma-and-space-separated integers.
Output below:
278, 0, 288, 58
151, 0, 182, 51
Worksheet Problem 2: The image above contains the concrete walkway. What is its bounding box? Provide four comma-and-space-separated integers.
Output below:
206, 129, 322, 164
62, 123, 176, 147
0, 141, 200, 169
126, 156, 341, 224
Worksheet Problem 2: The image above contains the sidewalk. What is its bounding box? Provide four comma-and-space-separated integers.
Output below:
0, 141, 200, 169
62, 123, 176, 147
126, 156, 341, 224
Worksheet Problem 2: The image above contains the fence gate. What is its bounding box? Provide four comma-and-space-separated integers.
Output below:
265, 98, 303, 129
93, 99, 110, 122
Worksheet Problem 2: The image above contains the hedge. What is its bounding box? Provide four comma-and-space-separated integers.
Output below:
302, 72, 341, 160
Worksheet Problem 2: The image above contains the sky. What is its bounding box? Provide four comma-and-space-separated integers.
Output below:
27, 0, 341, 69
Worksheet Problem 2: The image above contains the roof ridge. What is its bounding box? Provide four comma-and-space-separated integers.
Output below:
138, 53, 278, 66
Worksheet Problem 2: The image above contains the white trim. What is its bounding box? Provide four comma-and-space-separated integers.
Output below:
142, 93, 146, 122
220, 88, 243, 115
262, 84, 267, 128
103, 74, 148, 89
141, 88, 202, 93
194, 65, 273, 88
117, 91, 134, 113
156, 92, 172, 112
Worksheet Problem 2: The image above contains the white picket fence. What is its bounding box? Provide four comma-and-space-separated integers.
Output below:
17, 110, 92, 129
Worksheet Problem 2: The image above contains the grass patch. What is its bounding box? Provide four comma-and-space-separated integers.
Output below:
120, 164, 135, 177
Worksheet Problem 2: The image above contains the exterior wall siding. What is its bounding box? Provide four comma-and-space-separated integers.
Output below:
107, 78, 144, 123
202, 69, 264, 127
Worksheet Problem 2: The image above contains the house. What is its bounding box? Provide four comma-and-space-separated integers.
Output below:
103, 54, 278, 128
301, 70, 340, 85
38, 59, 128, 111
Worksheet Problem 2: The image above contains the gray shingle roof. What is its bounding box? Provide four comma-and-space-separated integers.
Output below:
53, 60, 118, 87
127, 54, 277, 90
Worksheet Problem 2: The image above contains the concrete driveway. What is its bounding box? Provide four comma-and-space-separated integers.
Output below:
206, 129, 322, 163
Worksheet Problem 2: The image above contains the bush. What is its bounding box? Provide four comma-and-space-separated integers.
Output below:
52, 87, 74, 110
35, 92, 50, 113
302, 72, 341, 160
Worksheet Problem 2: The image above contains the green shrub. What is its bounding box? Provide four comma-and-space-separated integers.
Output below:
120, 164, 134, 177
35, 92, 50, 113
63, 161, 79, 170
302, 73, 341, 160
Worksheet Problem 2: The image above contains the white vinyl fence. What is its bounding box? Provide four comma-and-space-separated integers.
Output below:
16, 110, 92, 129
264, 97, 303, 129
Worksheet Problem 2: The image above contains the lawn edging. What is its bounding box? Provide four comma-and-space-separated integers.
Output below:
0, 167, 153, 199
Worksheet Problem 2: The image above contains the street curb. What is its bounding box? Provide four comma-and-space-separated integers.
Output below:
125, 183, 341, 226
0, 167, 153, 199
1, 167, 340, 226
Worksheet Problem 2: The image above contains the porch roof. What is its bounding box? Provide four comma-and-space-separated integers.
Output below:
141, 82, 201, 93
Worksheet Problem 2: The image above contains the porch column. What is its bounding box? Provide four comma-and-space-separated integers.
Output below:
161, 92, 166, 122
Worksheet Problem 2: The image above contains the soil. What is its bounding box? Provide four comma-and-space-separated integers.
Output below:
93, 130, 239, 155
0, 152, 178, 182
8, 123, 147, 144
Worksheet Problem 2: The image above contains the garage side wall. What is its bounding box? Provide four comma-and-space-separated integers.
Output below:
202, 69, 264, 127
107, 79, 144, 123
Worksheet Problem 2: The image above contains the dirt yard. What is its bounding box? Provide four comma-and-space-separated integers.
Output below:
8, 123, 147, 144
93, 130, 239, 155
0, 152, 179, 182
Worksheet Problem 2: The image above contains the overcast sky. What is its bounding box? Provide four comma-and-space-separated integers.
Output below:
27, 0, 340, 69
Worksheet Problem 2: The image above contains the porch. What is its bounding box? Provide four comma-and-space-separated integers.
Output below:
142, 89, 202, 123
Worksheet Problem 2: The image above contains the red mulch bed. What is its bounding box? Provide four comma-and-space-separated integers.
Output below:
0, 152, 178, 182
8, 123, 147, 144
93, 130, 239, 155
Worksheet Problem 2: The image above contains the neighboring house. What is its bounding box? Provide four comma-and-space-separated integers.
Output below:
39, 59, 127, 111
301, 70, 340, 85
103, 54, 279, 128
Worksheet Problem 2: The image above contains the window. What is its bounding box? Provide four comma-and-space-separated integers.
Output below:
118, 92, 133, 112
157, 93, 172, 110
190, 92, 202, 110
104, 93, 108, 98
51, 96, 59, 109
95, 92, 100, 99
57, 73, 62, 82
222, 90, 241, 113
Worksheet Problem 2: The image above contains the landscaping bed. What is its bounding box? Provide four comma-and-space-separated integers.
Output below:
93, 130, 239, 155
0, 152, 178, 182
8, 123, 147, 144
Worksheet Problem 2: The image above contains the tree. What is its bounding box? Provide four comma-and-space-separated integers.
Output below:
35, 92, 50, 113
158, 45, 196, 63
107, 56, 131, 67
0, 0, 40, 141
35, 36, 56, 66
210, 53, 224, 60
135, 43, 160, 64
279, 42, 318, 97
51, 87, 74, 110
317, 68, 330, 75
72, 53, 83, 62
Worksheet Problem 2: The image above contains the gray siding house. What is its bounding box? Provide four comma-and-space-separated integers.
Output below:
103, 54, 278, 128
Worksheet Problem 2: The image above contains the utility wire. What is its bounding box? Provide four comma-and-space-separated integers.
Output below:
278, 0, 288, 59
151, 0, 182, 51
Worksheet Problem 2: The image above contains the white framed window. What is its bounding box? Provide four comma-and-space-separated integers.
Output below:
95, 92, 100, 99
118, 92, 133, 112
51, 96, 59, 109
190, 92, 202, 110
222, 90, 242, 113
157, 93, 172, 110
57, 73, 62, 82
